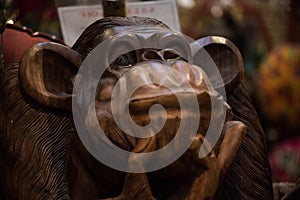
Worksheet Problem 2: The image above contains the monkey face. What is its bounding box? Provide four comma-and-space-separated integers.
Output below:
18, 18, 249, 199
85, 27, 231, 161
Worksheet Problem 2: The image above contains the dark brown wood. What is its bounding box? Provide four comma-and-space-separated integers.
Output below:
0, 16, 273, 200
20, 42, 82, 111
192, 36, 244, 95
281, 178, 300, 200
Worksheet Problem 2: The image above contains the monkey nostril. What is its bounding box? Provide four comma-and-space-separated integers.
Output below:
141, 50, 163, 61
163, 50, 181, 60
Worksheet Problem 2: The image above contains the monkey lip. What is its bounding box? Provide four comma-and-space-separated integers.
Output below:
127, 83, 220, 135
129, 90, 209, 115
129, 88, 210, 121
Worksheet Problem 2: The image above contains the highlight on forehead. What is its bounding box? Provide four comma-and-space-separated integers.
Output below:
72, 16, 170, 58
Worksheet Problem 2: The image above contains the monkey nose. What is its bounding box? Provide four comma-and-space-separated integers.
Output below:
140, 49, 182, 63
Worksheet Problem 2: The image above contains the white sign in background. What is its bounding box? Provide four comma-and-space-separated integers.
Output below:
58, 0, 181, 46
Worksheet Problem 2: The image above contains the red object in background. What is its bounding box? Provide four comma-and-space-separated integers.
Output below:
12, 0, 57, 21
9, 0, 61, 37
269, 138, 300, 182
0, 24, 64, 65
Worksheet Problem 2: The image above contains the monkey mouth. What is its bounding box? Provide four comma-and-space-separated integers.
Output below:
129, 91, 203, 111
96, 61, 230, 153
128, 89, 210, 123
125, 61, 212, 114
128, 88, 213, 135
107, 61, 226, 143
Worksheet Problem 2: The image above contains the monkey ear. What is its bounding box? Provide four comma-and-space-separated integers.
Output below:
191, 36, 244, 95
20, 42, 83, 111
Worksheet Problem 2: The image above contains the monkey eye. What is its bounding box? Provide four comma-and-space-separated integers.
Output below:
111, 51, 137, 68
116, 54, 130, 66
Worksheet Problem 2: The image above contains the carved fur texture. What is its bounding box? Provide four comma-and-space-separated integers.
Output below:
0, 63, 73, 199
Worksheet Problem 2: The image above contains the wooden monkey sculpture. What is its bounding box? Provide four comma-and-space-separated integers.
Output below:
0, 17, 273, 199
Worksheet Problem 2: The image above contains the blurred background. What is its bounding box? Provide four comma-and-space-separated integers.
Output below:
2, 0, 300, 183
